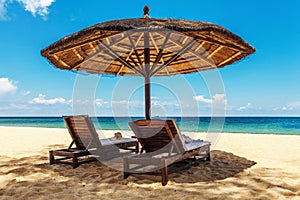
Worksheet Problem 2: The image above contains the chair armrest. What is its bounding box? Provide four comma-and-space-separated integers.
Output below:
67, 140, 75, 151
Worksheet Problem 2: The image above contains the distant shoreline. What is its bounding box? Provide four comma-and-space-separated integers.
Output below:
1, 116, 300, 118
0, 116, 299, 136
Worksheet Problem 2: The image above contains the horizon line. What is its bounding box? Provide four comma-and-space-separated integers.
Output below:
0, 115, 300, 118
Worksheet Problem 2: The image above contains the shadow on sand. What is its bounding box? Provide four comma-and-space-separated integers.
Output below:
1, 147, 299, 199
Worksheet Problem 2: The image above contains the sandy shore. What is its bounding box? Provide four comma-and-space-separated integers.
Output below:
0, 126, 300, 199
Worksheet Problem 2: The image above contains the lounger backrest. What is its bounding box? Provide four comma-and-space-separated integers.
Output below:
63, 115, 102, 150
129, 119, 187, 154
165, 120, 188, 152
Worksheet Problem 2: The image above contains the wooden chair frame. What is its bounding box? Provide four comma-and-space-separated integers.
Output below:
49, 115, 139, 168
124, 119, 210, 185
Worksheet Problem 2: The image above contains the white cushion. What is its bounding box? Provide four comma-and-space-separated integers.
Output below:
185, 140, 208, 151
100, 137, 137, 146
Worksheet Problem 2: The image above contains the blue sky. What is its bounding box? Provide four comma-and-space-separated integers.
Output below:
0, 0, 299, 116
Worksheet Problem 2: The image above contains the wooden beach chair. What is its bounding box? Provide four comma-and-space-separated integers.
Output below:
124, 119, 211, 186
49, 115, 139, 168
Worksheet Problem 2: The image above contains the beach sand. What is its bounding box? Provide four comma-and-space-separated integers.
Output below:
0, 126, 300, 199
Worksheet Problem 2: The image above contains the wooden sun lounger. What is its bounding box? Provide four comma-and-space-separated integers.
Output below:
49, 115, 139, 168
124, 119, 210, 186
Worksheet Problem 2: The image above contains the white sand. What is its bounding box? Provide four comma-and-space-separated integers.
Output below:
0, 126, 300, 199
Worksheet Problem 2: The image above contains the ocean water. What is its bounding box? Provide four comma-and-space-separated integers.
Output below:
0, 117, 299, 135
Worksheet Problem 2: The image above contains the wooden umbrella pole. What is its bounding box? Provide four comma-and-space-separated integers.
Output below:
145, 75, 151, 120
144, 31, 151, 120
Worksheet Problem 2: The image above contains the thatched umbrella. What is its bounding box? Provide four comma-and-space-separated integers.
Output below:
41, 6, 255, 119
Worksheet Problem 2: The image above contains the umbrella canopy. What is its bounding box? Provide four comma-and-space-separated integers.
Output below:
41, 7, 255, 119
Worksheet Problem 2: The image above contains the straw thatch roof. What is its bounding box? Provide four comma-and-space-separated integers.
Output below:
41, 18, 255, 77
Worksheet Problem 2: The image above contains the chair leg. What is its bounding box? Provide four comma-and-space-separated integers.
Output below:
123, 158, 130, 179
135, 143, 139, 154
49, 151, 54, 165
206, 152, 211, 161
72, 155, 79, 168
161, 160, 168, 186
206, 145, 211, 161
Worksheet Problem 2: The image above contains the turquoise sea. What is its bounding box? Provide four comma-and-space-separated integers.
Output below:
0, 117, 299, 135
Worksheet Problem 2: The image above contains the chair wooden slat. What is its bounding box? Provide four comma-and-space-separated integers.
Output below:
49, 115, 139, 168
125, 119, 211, 186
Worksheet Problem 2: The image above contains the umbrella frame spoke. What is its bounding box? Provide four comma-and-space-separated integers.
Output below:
100, 42, 145, 76
126, 32, 144, 67
157, 32, 215, 68
150, 32, 171, 74
150, 37, 198, 77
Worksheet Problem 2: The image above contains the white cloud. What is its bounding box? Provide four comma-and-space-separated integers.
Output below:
71, 99, 110, 107
193, 95, 212, 104
16, 0, 55, 16
151, 96, 159, 100
281, 106, 293, 111
237, 103, 252, 111
0, 78, 17, 95
281, 106, 288, 111
112, 100, 130, 105
95, 99, 109, 107
0, 0, 55, 20
272, 102, 300, 112
72, 100, 91, 105
0, 0, 10, 20
193, 94, 227, 105
22, 91, 31, 96
193, 94, 227, 115
152, 100, 180, 107
212, 94, 227, 105
29, 94, 67, 105
287, 102, 300, 109
111, 99, 180, 107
